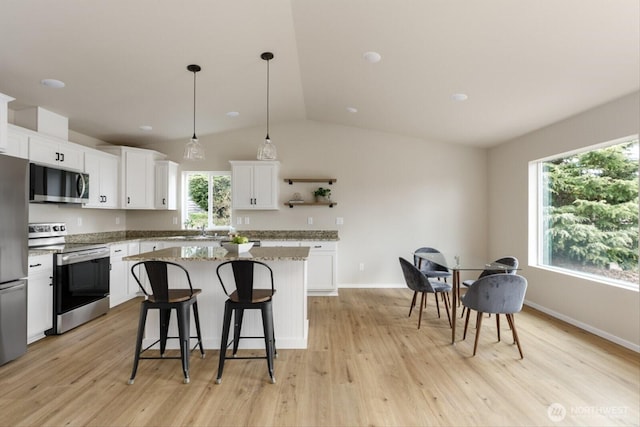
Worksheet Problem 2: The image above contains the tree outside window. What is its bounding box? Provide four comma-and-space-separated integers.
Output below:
182, 171, 231, 229
540, 137, 638, 285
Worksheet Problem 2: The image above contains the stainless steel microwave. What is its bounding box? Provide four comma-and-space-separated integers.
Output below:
29, 163, 89, 204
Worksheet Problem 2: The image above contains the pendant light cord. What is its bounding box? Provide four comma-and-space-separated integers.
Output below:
192, 69, 197, 140
266, 56, 270, 140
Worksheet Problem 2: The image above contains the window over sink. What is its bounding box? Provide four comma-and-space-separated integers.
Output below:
182, 171, 232, 230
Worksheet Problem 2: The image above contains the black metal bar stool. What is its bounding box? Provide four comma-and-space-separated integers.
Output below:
215, 260, 277, 384
128, 261, 205, 384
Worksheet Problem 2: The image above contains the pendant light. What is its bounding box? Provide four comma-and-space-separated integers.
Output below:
257, 52, 277, 160
184, 64, 205, 160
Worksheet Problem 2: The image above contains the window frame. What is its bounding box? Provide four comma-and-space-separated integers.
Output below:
181, 170, 232, 231
528, 135, 639, 291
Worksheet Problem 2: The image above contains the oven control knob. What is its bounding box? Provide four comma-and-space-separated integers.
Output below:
60, 225, 66, 231
53, 225, 61, 231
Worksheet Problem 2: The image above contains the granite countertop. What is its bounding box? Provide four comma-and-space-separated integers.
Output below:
124, 245, 310, 262
66, 229, 339, 245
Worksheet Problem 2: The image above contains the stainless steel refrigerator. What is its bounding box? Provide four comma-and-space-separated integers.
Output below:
0, 155, 28, 365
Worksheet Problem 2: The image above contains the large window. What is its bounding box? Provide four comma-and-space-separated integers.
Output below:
182, 171, 232, 230
532, 136, 638, 288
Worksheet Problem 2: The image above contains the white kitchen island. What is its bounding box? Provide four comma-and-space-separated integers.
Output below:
124, 245, 309, 349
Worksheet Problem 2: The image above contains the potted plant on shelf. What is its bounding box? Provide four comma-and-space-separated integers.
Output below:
313, 187, 331, 203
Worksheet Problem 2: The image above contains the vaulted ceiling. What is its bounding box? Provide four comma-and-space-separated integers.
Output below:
1, 0, 638, 148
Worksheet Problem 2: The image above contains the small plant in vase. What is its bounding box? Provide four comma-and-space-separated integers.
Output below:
313, 187, 331, 203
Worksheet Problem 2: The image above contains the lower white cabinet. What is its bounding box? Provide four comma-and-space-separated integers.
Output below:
306, 241, 338, 295
109, 244, 129, 307
127, 242, 141, 296
27, 253, 53, 343
261, 240, 338, 295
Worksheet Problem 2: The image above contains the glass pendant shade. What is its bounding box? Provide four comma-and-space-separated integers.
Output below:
257, 135, 277, 160
257, 52, 277, 160
184, 64, 205, 160
184, 134, 205, 160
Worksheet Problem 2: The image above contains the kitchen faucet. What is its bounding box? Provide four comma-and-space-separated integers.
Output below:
200, 224, 206, 236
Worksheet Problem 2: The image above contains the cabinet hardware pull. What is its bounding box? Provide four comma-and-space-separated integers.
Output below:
29, 263, 42, 268
127, 197, 130, 204
60, 152, 65, 162
55, 152, 60, 161
163, 198, 166, 205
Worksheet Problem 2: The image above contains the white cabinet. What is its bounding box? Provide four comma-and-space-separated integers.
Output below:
99, 146, 165, 209
261, 240, 338, 295
127, 242, 141, 296
109, 244, 130, 307
29, 133, 84, 172
3, 125, 29, 159
27, 253, 53, 343
0, 93, 15, 154
83, 149, 119, 209
230, 161, 279, 210
155, 160, 178, 210
306, 241, 338, 295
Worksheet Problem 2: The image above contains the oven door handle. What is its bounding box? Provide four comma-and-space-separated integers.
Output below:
57, 249, 110, 266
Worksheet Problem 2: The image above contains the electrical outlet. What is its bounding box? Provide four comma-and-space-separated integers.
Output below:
115, 216, 120, 225
244, 216, 250, 225
236, 217, 243, 225
172, 217, 178, 225
336, 217, 344, 225
359, 263, 365, 271
77, 217, 83, 227
307, 217, 313, 225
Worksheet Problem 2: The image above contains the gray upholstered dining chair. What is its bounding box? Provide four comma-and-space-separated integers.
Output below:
399, 257, 451, 329
460, 256, 519, 337
412, 247, 452, 312
462, 273, 527, 358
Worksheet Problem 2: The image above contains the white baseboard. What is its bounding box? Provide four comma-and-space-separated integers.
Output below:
524, 299, 639, 353
339, 283, 405, 289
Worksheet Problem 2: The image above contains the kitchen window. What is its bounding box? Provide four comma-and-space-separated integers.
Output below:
529, 136, 638, 289
182, 171, 232, 230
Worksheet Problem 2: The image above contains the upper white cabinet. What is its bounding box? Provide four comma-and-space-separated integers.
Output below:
29, 133, 84, 172
3, 124, 29, 159
83, 149, 119, 209
230, 160, 279, 210
0, 93, 15, 154
100, 146, 165, 209
155, 160, 178, 210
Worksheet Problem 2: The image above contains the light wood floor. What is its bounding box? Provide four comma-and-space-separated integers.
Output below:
0, 288, 638, 427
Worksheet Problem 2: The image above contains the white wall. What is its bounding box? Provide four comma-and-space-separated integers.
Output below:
128, 120, 489, 285
487, 92, 640, 350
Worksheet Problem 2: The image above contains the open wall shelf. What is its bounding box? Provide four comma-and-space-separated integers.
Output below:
284, 178, 337, 185
284, 177, 338, 207
285, 201, 337, 208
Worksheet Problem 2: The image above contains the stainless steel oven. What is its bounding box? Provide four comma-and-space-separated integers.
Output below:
29, 223, 110, 334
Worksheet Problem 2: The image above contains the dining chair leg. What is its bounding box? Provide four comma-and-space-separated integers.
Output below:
507, 314, 524, 359
417, 292, 425, 329
408, 291, 417, 317
463, 308, 471, 340
435, 292, 441, 318
442, 292, 451, 328
496, 314, 501, 342
473, 311, 483, 356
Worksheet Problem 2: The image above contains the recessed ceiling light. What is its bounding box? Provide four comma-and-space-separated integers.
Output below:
40, 79, 65, 88
226, 111, 240, 118
139, 125, 153, 131
452, 93, 469, 101
346, 107, 358, 113
363, 51, 382, 63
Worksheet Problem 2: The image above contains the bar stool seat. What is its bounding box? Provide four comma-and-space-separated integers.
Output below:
215, 260, 277, 384
128, 261, 205, 385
